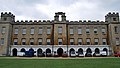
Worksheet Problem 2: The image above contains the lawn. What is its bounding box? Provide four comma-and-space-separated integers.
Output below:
0, 57, 120, 68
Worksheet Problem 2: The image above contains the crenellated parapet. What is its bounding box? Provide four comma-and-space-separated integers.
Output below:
14, 20, 53, 24
68, 20, 107, 24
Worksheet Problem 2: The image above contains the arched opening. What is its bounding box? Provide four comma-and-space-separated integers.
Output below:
57, 48, 63, 57
46, 48, 51, 57
20, 48, 26, 52
95, 48, 100, 54
69, 48, 75, 56
85, 48, 92, 57
29, 48, 34, 56
37, 48, 43, 56
12, 48, 17, 56
78, 48, 83, 54
103, 48, 108, 55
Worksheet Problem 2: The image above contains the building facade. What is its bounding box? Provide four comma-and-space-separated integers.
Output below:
0, 12, 120, 56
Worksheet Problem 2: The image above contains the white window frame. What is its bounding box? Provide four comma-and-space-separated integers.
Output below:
47, 39, 50, 45
38, 38, 42, 45
94, 38, 98, 45
102, 28, 106, 34
116, 38, 119, 45
94, 28, 97, 34
86, 28, 90, 34
102, 39, 107, 45
14, 39, 18, 45
70, 38, 74, 45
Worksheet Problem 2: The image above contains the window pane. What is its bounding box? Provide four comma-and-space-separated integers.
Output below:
38, 27, 42, 34
14, 39, 18, 45
78, 38, 82, 45
14, 28, 18, 34
38, 38, 42, 45
116, 38, 119, 45
58, 39, 62, 45
102, 27, 106, 34
70, 39, 74, 45
2, 27, 6, 34
47, 27, 51, 34
1, 38, 4, 45
78, 27, 82, 34
22, 28, 26, 34
30, 27, 34, 34
94, 27, 97, 34
86, 27, 90, 34
102, 39, 106, 45
47, 39, 50, 45
70, 27, 73, 34
58, 27, 62, 34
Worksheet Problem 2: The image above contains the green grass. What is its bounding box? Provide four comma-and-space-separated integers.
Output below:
0, 57, 120, 68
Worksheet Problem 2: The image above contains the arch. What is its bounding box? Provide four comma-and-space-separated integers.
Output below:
78, 48, 83, 54
86, 48, 92, 53
95, 48, 100, 54
20, 48, 26, 52
69, 48, 75, 56
46, 48, 51, 57
103, 48, 108, 55
85, 48, 92, 57
12, 48, 17, 56
29, 48, 34, 56
37, 48, 43, 56
57, 48, 63, 56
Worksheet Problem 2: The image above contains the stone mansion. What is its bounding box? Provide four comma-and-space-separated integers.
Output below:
0, 12, 120, 56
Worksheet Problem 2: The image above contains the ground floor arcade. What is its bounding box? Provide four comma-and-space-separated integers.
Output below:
10, 45, 112, 57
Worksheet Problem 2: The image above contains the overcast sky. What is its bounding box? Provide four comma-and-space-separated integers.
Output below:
0, 0, 120, 21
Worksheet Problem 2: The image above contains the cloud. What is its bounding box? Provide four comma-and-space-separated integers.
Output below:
0, 0, 120, 21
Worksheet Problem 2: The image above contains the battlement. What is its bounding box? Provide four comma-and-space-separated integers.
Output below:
69, 20, 106, 24
1, 12, 15, 18
105, 12, 119, 18
15, 20, 53, 24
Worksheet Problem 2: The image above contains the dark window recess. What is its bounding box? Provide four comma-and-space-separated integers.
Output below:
78, 42, 82, 45
14, 42, 18, 45
113, 18, 117, 21
103, 42, 106, 45
94, 31, 97, 34
70, 42, 74, 45
4, 18, 7, 21
30, 42, 34, 45
47, 42, 50, 45
39, 42, 42, 45
22, 42, 26, 45
59, 42, 62, 45
95, 42, 98, 45
87, 42, 90, 45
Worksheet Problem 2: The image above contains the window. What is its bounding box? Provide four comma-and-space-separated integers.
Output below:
38, 38, 42, 45
58, 38, 62, 45
14, 28, 18, 34
78, 27, 82, 34
22, 28, 26, 34
86, 27, 90, 34
102, 27, 106, 34
38, 27, 42, 34
22, 39, 26, 45
30, 27, 34, 34
70, 38, 74, 45
47, 39, 50, 45
1, 38, 4, 45
30, 38, 34, 45
94, 27, 97, 34
58, 27, 62, 34
1, 27, 6, 34
70, 27, 73, 34
102, 39, 107, 45
86, 38, 90, 45
47, 27, 51, 34
114, 26, 118, 33
13, 39, 18, 45
78, 38, 82, 45
116, 38, 119, 45
113, 18, 117, 21
94, 38, 98, 45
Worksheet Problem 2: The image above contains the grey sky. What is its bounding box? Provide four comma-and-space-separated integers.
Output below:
0, 0, 119, 21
